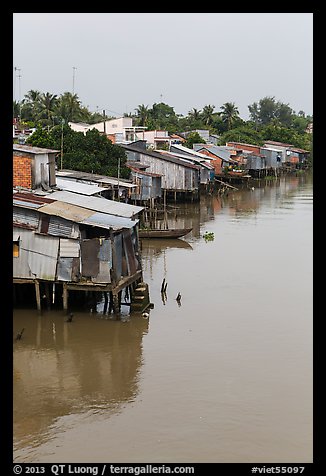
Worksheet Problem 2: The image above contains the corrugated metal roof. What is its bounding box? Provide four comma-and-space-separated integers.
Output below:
121, 144, 200, 170
158, 151, 214, 170
194, 145, 234, 162
13, 191, 55, 207
13, 198, 43, 209
13, 144, 59, 154
56, 177, 108, 195
170, 144, 211, 159
38, 200, 137, 230
38, 201, 94, 222
47, 190, 143, 218
56, 170, 136, 188
81, 212, 139, 230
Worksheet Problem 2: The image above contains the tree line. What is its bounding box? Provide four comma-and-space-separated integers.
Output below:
14, 90, 313, 176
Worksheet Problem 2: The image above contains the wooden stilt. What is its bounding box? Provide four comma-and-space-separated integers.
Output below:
112, 292, 120, 314
103, 292, 108, 314
63, 283, 68, 313
35, 280, 41, 313
45, 283, 51, 310
108, 291, 114, 314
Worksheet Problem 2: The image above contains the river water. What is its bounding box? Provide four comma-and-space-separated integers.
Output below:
13, 172, 313, 463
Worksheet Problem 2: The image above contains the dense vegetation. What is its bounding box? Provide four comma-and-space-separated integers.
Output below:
14, 90, 313, 176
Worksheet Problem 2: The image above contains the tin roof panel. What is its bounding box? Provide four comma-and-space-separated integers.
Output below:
56, 177, 108, 195
48, 190, 144, 218
38, 201, 94, 222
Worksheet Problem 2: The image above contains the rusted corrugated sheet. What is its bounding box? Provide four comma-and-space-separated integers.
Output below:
114, 234, 122, 281
123, 229, 137, 275
13, 191, 55, 205
39, 201, 93, 222
13, 206, 39, 229
93, 239, 112, 283
81, 239, 100, 277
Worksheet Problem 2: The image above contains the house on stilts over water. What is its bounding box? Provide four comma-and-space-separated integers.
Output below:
13, 144, 150, 315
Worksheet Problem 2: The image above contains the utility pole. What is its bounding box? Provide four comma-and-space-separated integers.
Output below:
14, 67, 22, 119
60, 119, 64, 170
103, 109, 106, 134
117, 157, 120, 202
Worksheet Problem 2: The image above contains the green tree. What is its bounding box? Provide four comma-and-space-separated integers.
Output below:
184, 132, 205, 149
219, 126, 264, 146
55, 92, 84, 123
219, 102, 240, 131
135, 104, 150, 126
39, 92, 58, 126
26, 125, 56, 148
261, 123, 311, 150
201, 104, 215, 126
28, 124, 129, 178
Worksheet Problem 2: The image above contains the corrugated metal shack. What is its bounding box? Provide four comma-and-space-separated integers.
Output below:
13, 190, 144, 314
127, 164, 162, 203
159, 149, 215, 186
191, 144, 237, 175
260, 147, 283, 168
121, 143, 200, 201
12, 144, 147, 315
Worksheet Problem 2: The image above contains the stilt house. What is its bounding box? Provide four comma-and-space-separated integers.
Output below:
13, 144, 145, 313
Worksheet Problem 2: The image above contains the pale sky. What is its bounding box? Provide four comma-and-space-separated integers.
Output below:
13, 12, 313, 120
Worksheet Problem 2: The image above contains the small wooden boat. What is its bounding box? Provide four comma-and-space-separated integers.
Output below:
139, 228, 192, 239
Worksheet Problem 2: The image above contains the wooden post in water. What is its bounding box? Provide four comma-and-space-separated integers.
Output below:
35, 280, 41, 313
62, 283, 68, 313
112, 292, 120, 315
103, 292, 108, 314
45, 283, 51, 310
108, 291, 114, 314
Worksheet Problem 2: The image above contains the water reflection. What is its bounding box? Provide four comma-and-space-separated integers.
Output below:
13, 309, 149, 453
13, 171, 313, 463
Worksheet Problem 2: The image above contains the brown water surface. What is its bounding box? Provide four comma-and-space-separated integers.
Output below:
13, 172, 313, 463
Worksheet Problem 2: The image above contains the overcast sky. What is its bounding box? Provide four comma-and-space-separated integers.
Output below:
13, 12, 313, 120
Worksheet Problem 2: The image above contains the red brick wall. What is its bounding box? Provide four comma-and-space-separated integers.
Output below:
13, 154, 32, 189
199, 149, 223, 174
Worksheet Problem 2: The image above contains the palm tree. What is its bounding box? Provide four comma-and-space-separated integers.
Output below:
24, 89, 42, 104
188, 108, 202, 120
135, 104, 149, 126
201, 104, 215, 126
39, 92, 58, 124
56, 92, 83, 123
21, 90, 43, 123
219, 102, 239, 130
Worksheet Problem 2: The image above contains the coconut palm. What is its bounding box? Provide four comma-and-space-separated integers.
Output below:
201, 104, 215, 126
39, 92, 58, 124
188, 108, 202, 121
55, 92, 83, 123
219, 102, 240, 130
135, 104, 149, 126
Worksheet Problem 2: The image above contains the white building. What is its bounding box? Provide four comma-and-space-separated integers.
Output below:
69, 117, 146, 144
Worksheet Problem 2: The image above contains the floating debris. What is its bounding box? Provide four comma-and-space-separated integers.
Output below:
15, 328, 25, 341
203, 231, 215, 242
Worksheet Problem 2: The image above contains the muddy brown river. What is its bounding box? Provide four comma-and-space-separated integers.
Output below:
13, 172, 313, 463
